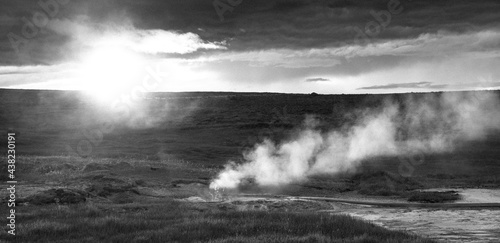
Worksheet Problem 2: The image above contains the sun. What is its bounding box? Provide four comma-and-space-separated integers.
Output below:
76, 46, 145, 102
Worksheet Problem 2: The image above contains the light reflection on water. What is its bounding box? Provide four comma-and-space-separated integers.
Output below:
336, 208, 500, 243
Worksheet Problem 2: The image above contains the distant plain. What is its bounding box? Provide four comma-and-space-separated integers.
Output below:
1, 89, 499, 242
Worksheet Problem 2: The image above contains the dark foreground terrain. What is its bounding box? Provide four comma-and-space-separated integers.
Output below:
1, 89, 500, 242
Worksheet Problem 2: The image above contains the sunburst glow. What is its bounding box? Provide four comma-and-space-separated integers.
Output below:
76, 45, 146, 102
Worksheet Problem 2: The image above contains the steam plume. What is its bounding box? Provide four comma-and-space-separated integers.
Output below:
210, 92, 500, 189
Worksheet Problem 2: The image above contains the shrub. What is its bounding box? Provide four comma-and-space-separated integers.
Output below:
407, 191, 461, 203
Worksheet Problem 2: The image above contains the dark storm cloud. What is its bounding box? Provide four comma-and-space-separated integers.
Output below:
358, 81, 437, 90
1, 0, 500, 92
358, 81, 500, 90
3, 0, 500, 60
306, 77, 330, 82
147, 0, 500, 51
0, 70, 39, 76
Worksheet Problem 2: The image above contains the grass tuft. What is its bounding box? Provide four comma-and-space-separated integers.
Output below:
3, 200, 435, 243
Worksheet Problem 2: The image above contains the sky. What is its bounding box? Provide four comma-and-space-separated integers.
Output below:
0, 0, 500, 94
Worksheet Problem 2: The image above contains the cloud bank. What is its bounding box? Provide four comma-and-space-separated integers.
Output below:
306, 78, 330, 82
1, 0, 500, 93
359, 81, 500, 91
46, 18, 226, 56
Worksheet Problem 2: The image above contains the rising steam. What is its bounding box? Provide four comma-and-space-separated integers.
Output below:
210, 92, 500, 189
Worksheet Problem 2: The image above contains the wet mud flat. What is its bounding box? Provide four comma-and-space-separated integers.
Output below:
309, 189, 500, 242
341, 189, 499, 243
333, 206, 500, 243
203, 189, 500, 243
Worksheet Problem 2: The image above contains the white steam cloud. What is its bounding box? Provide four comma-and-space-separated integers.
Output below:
210, 92, 500, 189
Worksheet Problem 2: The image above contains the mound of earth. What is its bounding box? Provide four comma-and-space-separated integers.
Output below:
82, 162, 133, 173
351, 171, 423, 196
22, 189, 87, 205
85, 176, 137, 197
110, 192, 136, 204
36, 163, 77, 174
82, 163, 111, 172
407, 191, 461, 203
112, 162, 133, 170
171, 179, 209, 187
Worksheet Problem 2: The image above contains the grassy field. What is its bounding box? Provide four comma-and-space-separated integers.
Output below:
2, 199, 434, 243
2, 89, 499, 178
0, 155, 435, 242
1, 89, 499, 242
